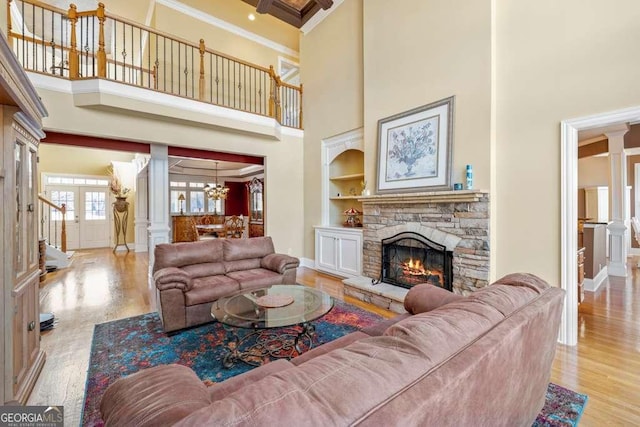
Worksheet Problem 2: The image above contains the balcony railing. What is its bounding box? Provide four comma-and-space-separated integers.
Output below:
6, 0, 303, 129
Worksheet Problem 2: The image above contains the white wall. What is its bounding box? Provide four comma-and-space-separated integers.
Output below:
579, 156, 609, 188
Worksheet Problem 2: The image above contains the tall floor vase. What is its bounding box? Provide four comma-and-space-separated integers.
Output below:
113, 197, 130, 253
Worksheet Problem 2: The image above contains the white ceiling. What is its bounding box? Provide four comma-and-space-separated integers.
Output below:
168, 157, 263, 178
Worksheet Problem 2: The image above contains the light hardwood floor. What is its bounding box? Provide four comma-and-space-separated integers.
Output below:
28, 248, 640, 426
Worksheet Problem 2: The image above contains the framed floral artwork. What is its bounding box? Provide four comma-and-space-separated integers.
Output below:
376, 96, 454, 193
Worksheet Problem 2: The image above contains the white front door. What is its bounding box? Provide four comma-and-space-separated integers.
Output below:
80, 187, 109, 248
46, 185, 110, 250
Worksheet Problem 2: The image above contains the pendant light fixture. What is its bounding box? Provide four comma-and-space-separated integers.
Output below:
204, 161, 230, 200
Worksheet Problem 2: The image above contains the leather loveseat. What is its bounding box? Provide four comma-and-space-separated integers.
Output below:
153, 236, 299, 332
101, 273, 565, 426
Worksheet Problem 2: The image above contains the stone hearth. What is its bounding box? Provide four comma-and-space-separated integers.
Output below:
343, 190, 490, 312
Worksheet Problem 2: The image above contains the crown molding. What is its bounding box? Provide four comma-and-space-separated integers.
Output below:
300, 0, 345, 34
156, 0, 299, 59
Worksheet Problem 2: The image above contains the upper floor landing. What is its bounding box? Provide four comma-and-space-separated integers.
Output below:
5, 0, 303, 139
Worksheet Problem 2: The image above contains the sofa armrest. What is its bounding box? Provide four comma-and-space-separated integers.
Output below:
404, 284, 465, 315
101, 364, 211, 427
261, 253, 300, 274
153, 267, 193, 291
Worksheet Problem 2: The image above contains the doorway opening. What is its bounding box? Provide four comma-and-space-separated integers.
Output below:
561, 105, 640, 346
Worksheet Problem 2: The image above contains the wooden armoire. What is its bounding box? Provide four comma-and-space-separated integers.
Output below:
0, 34, 47, 404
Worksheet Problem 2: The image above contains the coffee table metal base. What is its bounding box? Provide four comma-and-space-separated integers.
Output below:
222, 323, 316, 368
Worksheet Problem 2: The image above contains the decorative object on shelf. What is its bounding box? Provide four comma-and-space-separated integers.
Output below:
349, 187, 357, 196
466, 164, 473, 190
361, 180, 370, 196
376, 96, 454, 193
204, 161, 230, 200
343, 207, 362, 227
453, 183, 463, 190
178, 193, 185, 215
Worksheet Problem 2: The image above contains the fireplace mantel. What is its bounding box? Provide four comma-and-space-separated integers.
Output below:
358, 189, 488, 205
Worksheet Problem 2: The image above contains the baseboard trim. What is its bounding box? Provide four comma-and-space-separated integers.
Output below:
584, 266, 608, 292
299, 257, 315, 269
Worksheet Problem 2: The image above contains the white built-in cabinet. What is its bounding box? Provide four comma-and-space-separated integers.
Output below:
315, 226, 363, 277
0, 35, 47, 404
315, 128, 364, 277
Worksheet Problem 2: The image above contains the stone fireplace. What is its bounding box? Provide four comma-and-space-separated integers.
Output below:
343, 190, 490, 313
380, 231, 453, 291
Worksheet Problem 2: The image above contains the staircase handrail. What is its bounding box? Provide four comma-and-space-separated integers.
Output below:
38, 193, 67, 253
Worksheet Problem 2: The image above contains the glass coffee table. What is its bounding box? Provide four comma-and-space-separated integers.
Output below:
210, 285, 334, 368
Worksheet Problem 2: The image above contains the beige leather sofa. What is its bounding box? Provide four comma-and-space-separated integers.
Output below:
153, 236, 299, 332
101, 273, 565, 426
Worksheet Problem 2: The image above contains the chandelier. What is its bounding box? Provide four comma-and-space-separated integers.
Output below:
204, 161, 230, 200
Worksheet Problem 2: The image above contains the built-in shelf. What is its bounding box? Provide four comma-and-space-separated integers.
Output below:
330, 196, 362, 200
329, 173, 364, 181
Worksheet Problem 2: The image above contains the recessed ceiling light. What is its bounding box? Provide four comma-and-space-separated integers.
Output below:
248, 13, 256, 21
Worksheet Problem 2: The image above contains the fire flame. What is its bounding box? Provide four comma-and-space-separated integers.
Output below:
402, 258, 430, 276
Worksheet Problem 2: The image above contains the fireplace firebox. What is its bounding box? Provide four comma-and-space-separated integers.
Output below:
380, 232, 453, 291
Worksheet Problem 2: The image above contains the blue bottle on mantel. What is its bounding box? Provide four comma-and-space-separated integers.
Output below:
466, 165, 473, 190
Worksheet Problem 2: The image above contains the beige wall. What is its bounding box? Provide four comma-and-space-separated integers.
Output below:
178, 0, 299, 52
39, 144, 135, 177
362, 0, 491, 193
495, 0, 640, 282
578, 156, 609, 188
154, 4, 297, 71
300, 0, 364, 258
105, 0, 154, 25
36, 88, 304, 256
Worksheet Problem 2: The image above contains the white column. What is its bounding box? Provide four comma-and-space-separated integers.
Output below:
134, 167, 149, 252
147, 144, 171, 303
606, 127, 630, 277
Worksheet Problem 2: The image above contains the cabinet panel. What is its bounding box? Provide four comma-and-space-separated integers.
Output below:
317, 232, 338, 271
337, 235, 361, 276
315, 227, 363, 277
172, 216, 198, 242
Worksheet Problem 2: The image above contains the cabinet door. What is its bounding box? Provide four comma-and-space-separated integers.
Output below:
316, 231, 338, 272
12, 272, 39, 394
336, 234, 362, 276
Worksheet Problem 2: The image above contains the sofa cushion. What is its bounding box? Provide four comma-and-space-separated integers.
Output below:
182, 262, 226, 278
185, 276, 240, 306
208, 359, 295, 403
404, 284, 465, 315
472, 273, 551, 313
290, 331, 370, 366
360, 313, 411, 336
154, 240, 224, 273
226, 268, 284, 290
223, 237, 275, 261
100, 364, 211, 427
224, 258, 262, 273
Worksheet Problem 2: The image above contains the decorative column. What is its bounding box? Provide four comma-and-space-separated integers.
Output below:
606, 127, 630, 277
134, 165, 149, 252
147, 144, 171, 301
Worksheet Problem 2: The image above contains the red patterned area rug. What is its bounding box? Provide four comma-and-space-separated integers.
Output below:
81, 303, 587, 426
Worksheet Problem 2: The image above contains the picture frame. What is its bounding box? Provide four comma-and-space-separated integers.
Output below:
376, 96, 454, 193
